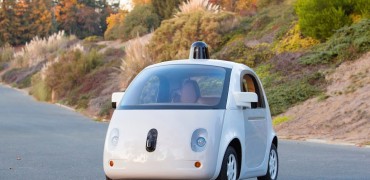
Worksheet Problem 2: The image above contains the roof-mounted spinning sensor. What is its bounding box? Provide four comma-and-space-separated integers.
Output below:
189, 41, 210, 60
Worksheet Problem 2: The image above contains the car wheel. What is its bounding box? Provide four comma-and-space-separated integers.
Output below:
105, 175, 112, 180
217, 146, 239, 180
258, 144, 278, 180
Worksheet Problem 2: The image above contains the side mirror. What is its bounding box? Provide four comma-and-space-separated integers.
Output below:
233, 92, 258, 108
112, 92, 125, 109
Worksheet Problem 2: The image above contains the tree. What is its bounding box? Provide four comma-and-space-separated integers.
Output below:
295, 0, 353, 41
104, 10, 128, 40
55, 0, 79, 35
0, 0, 15, 45
29, 0, 53, 38
55, 0, 105, 38
152, 0, 184, 20
98, 0, 113, 35
76, 4, 102, 38
13, 0, 32, 45
123, 4, 160, 40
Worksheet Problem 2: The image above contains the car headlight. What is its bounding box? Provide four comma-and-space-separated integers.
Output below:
191, 128, 208, 152
197, 137, 206, 147
110, 128, 119, 146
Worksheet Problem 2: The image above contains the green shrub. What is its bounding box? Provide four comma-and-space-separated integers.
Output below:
76, 95, 89, 109
123, 5, 160, 40
149, 11, 237, 61
295, 0, 354, 41
317, 93, 330, 102
30, 73, 51, 101
217, 38, 273, 67
0, 44, 14, 63
300, 19, 370, 65
255, 64, 271, 80
44, 49, 103, 100
354, 0, 370, 18
0, 44, 14, 71
99, 100, 112, 117
266, 77, 321, 116
17, 73, 33, 88
83, 36, 103, 42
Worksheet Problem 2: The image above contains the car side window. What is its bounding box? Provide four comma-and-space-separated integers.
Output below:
139, 76, 160, 104
241, 74, 264, 108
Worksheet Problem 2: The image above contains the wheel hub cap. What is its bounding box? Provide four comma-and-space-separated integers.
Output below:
227, 154, 237, 180
269, 149, 278, 179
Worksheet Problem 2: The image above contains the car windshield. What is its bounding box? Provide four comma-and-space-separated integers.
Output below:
118, 64, 231, 109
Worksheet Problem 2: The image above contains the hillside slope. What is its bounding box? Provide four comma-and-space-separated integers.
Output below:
275, 52, 370, 145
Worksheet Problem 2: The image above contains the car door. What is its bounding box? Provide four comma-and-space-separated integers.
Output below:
242, 73, 268, 169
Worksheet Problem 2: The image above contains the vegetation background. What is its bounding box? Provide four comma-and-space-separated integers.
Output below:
0, 0, 369, 144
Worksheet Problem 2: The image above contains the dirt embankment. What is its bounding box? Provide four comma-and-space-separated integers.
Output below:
275, 52, 370, 145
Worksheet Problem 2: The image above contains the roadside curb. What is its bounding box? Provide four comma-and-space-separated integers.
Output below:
55, 103, 76, 112
0, 83, 29, 95
279, 136, 370, 148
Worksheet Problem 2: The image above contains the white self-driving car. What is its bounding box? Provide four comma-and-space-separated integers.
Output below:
104, 42, 278, 180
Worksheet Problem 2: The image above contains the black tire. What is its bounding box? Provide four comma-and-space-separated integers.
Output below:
258, 144, 278, 180
106, 175, 112, 180
216, 146, 239, 180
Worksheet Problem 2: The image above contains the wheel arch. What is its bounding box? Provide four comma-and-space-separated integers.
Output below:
272, 136, 278, 149
214, 138, 242, 179
229, 138, 242, 177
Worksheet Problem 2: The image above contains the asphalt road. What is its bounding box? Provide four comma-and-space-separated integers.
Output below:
1, 84, 370, 180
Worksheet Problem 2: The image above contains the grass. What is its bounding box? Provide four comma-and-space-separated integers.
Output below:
176, 0, 220, 16
317, 93, 330, 102
121, 35, 154, 88
273, 116, 291, 126
0, 44, 14, 71
12, 31, 77, 68
30, 73, 51, 101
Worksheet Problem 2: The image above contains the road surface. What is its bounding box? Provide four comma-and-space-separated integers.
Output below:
1, 85, 370, 179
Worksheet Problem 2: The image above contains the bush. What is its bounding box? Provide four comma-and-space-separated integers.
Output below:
354, 0, 370, 18
275, 23, 319, 53
266, 78, 320, 115
99, 100, 112, 117
216, 38, 273, 67
122, 5, 160, 40
84, 36, 103, 42
149, 11, 237, 61
44, 49, 103, 101
295, 0, 353, 41
104, 10, 128, 40
0, 44, 14, 71
30, 73, 51, 101
300, 19, 370, 65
